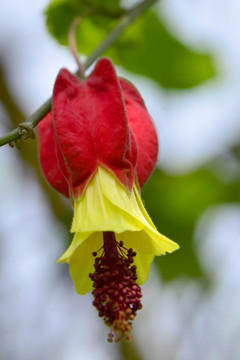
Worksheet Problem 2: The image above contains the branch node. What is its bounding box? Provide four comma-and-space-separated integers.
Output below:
19, 122, 36, 140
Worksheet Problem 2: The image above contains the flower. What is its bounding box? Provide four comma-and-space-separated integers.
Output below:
38, 58, 179, 342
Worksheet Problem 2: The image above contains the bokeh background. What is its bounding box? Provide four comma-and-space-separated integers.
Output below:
1, 0, 240, 359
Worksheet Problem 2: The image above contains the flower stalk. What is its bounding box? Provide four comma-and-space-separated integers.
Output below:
68, 9, 94, 78
68, 16, 86, 78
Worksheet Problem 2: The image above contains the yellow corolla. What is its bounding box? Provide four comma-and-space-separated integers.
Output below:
58, 166, 179, 295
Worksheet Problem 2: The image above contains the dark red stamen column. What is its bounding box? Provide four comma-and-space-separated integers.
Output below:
89, 232, 142, 342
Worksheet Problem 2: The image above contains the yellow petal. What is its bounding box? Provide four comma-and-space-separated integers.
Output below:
115, 233, 154, 284
71, 170, 137, 233
98, 166, 150, 227
61, 165, 179, 293
71, 166, 179, 255
134, 251, 154, 284
69, 232, 103, 294
98, 166, 179, 255
57, 231, 93, 263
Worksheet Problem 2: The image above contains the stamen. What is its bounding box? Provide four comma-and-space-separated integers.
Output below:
89, 232, 142, 342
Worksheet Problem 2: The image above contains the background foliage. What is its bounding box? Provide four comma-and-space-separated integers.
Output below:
46, 0, 215, 88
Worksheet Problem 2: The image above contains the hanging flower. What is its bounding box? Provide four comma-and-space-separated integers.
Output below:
38, 58, 179, 342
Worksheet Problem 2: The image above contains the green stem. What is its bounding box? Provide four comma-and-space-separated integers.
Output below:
0, 0, 157, 148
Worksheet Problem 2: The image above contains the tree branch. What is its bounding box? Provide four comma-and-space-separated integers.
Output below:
0, 0, 157, 148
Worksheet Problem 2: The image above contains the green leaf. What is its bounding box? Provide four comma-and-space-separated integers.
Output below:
45, 1, 84, 45
45, 1, 215, 89
82, 0, 122, 13
45, 0, 122, 47
112, 11, 215, 88
141, 166, 240, 281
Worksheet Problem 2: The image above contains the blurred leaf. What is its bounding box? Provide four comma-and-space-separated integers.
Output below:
82, 0, 122, 13
46, 0, 88, 45
45, 1, 215, 89
141, 167, 240, 281
113, 11, 215, 88
45, 0, 122, 48
232, 143, 240, 160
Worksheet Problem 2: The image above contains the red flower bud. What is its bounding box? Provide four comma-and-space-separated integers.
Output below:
38, 58, 158, 197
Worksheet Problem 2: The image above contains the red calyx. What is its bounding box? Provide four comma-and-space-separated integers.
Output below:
120, 79, 158, 187
38, 58, 158, 197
